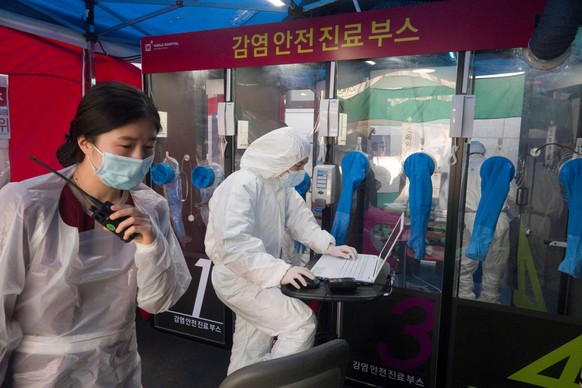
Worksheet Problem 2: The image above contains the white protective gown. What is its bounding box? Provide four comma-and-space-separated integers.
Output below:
458, 151, 511, 303
0, 166, 191, 387
204, 127, 335, 374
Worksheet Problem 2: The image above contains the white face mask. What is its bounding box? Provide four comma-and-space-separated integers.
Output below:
89, 145, 154, 190
280, 169, 305, 189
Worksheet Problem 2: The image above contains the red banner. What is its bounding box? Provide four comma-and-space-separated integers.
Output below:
141, 0, 545, 74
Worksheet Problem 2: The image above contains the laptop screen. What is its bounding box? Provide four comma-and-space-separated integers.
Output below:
373, 213, 404, 278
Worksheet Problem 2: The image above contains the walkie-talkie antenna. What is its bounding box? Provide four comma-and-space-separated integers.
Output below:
28, 155, 103, 209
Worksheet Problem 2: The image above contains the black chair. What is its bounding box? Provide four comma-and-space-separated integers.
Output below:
219, 339, 350, 388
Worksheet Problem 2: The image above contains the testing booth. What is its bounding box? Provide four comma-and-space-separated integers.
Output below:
141, 0, 582, 386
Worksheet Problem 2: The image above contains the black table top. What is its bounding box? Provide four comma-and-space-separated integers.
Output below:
281, 257, 393, 302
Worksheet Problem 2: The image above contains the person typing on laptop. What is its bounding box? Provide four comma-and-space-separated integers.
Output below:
205, 127, 356, 375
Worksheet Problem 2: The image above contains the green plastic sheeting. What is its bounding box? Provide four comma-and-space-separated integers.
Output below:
341, 74, 525, 123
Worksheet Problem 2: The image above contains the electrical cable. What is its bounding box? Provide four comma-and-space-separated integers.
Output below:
530, 142, 581, 157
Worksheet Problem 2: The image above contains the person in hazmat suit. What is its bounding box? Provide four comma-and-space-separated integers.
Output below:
0, 81, 191, 387
205, 126, 357, 375
458, 141, 511, 304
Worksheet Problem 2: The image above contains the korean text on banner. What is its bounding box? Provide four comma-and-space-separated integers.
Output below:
0, 74, 9, 139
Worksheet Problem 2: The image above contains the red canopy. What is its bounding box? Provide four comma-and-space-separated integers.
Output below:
0, 25, 141, 181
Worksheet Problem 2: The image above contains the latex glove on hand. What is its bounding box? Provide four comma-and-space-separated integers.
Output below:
326, 244, 358, 260
281, 266, 316, 289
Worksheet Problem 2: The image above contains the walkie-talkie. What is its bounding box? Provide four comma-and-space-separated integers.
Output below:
29, 155, 138, 242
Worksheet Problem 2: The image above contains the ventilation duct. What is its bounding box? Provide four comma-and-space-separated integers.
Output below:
524, 0, 582, 70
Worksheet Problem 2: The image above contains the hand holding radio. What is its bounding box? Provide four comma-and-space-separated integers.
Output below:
106, 203, 154, 244
29, 155, 153, 244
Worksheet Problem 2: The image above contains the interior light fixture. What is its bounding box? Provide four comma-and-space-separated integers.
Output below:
365, 60, 376, 65
475, 71, 525, 79
267, 0, 286, 6
412, 68, 435, 74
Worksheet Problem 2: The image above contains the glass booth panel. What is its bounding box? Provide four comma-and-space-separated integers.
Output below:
448, 47, 582, 388
146, 70, 233, 345
518, 52, 582, 317
148, 70, 226, 254
334, 54, 458, 294
455, 50, 527, 307
455, 48, 582, 316
233, 63, 328, 172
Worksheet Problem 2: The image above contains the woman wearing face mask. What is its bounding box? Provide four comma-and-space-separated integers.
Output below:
0, 82, 191, 387
205, 126, 357, 375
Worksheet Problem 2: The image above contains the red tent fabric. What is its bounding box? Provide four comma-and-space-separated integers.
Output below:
0, 25, 142, 181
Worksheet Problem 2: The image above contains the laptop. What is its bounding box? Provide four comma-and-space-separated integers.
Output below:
310, 213, 404, 284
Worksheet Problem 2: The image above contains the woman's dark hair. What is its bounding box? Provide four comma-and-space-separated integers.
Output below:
56, 81, 161, 167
